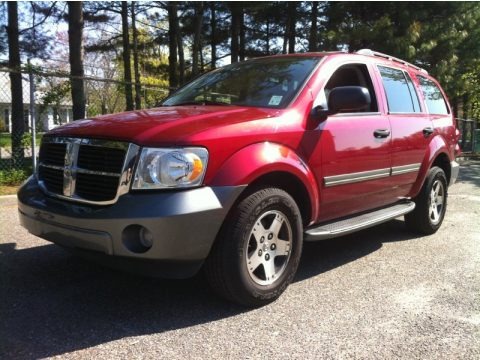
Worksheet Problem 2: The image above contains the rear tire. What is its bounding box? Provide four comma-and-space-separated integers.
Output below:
405, 166, 448, 235
204, 187, 303, 307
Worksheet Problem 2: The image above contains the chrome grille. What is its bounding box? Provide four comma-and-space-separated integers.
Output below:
76, 172, 120, 201
38, 166, 64, 194
39, 143, 67, 167
37, 137, 140, 205
77, 145, 126, 173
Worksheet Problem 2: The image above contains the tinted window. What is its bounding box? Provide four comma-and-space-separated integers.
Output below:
163, 57, 320, 109
418, 76, 449, 115
378, 66, 420, 113
321, 64, 378, 112
404, 73, 422, 112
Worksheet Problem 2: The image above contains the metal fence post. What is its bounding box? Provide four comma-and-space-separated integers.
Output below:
28, 59, 37, 172
473, 120, 478, 154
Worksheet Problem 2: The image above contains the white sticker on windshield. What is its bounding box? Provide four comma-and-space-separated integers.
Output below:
268, 95, 283, 106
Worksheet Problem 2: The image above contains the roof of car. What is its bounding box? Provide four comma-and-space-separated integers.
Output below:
253, 50, 429, 75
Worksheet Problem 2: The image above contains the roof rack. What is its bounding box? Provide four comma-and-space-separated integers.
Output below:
356, 49, 428, 74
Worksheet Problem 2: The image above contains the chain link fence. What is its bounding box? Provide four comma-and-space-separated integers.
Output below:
456, 118, 478, 154
2, 65, 479, 184
0, 67, 169, 178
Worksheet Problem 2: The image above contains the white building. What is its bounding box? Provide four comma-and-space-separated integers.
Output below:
0, 72, 73, 133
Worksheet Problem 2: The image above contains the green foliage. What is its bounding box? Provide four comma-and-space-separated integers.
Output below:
39, 80, 71, 111
3, 1, 479, 123
0, 168, 28, 186
324, 2, 480, 119
0, 133, 43, 148
141, 76, 169, 107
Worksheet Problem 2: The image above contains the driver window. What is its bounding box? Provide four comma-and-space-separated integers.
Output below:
316, 64, 378, 113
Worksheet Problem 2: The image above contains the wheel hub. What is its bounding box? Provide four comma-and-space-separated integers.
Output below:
429, 179, 445, 225
246, 210, 292, 286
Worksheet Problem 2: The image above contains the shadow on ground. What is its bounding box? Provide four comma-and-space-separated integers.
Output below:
0, 219, 421, 359
457, 160, 480, 188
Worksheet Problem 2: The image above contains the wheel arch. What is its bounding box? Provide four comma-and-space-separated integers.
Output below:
209, 142, 319, 225
409, 135, 453, 198
242, 171, 313, 227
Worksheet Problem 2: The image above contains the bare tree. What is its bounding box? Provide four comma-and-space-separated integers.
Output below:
167, 2, 178, 91
7, 2, 24, 167
210, 2, 216, 68
230, 4, 241, 63
287, 2, 296, 54
68, 1, 86, 120
121, 1, 134, 111
131, 2, 141, 109
191, 2, 203, 76
177, 22, 185, 85
309, 1, 319, 52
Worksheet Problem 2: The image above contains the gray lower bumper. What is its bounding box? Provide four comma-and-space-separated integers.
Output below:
18, 177, 245, 277
450, 160, 460, 186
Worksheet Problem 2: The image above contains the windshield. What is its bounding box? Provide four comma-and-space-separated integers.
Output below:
163, 56, 321, 109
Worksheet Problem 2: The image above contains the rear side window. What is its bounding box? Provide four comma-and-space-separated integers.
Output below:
378, 66, 421, 113
417, 76, 449, 115
404, 74, 422, 112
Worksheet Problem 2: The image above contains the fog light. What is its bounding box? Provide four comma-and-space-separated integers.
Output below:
139, 227, 154, 248
122, 225, 154, 253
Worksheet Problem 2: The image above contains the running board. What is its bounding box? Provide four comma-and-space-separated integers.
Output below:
304, 201, 415, 241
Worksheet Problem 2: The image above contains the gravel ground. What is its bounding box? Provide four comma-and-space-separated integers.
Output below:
1, 162, 479, 359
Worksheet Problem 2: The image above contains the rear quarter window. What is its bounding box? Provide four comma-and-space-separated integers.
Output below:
417, 76, 449, 115
378, 66, 421, 113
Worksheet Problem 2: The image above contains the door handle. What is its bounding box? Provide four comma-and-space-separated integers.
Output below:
423, 127, 434, 136
373, 129, 390, 138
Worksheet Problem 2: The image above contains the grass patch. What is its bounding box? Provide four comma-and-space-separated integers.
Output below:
0, 132, 43, 148
0, 166, 32, 196
0, 168, 29, 186
0, 185, 18, 195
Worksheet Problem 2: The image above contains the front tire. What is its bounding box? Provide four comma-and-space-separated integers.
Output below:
204, 187, 303, 307
405, 166, 448, 235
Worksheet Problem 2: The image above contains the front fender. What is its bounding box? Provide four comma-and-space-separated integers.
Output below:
409, 135, 451, 198
209, 142, 320, 222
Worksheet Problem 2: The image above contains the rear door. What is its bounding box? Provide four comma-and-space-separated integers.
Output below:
377, 66, 433, 197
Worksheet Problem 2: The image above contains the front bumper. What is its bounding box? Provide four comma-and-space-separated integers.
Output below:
18, 176, 245, 278
450, 160, 460, 186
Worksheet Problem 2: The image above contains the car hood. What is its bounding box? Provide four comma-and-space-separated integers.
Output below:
47, 105, 281, 146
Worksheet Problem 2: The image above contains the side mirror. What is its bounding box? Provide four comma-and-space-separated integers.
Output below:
308, 86, 371, 128
309, 105, 330, 123
328, 86, 371, 113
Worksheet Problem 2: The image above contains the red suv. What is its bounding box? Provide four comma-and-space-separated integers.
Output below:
18, 49, 460, 306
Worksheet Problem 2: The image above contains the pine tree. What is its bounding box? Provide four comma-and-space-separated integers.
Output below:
67, 1, 86, 120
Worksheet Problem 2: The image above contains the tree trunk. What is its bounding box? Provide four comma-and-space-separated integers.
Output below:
452, 97, 458, 118
131, 2, 141, 109
177, 22, 185, 85
282, 12, 288, 55
67, 1, 86, 121
7, 2, 24, 168
266, 20, 270, 55
239, 8, 245, 61
308, 1, 318, 52
192, 2, 203, 76
230, 5, 240, 63
288, 2, 296, 54
167, 2, 178, 92
121, 2, 134, 111
210, 2, 216, 69
200, 39, 204, 71
463, 94, 469, 119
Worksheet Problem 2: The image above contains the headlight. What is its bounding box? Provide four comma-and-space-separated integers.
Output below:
132, 147, 208, 189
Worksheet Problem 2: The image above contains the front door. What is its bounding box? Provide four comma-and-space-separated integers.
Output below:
307, 62, 393, 223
